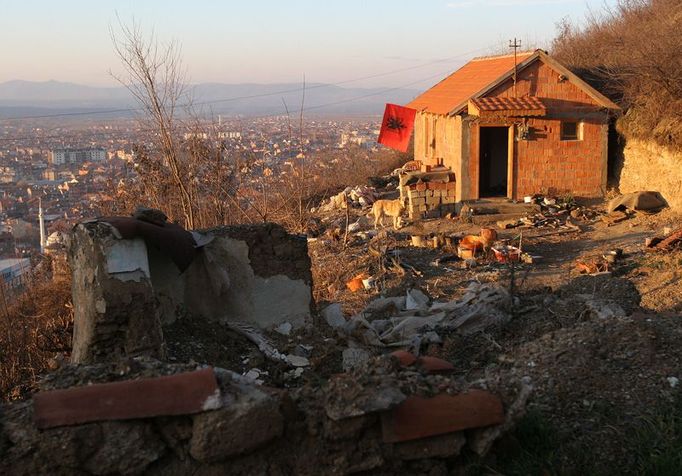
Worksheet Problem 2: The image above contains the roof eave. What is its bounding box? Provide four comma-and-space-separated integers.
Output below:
446, 49, 621, 115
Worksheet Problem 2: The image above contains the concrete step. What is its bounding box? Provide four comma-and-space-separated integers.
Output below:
471, 212, 529, 225
466, 199, 538, 216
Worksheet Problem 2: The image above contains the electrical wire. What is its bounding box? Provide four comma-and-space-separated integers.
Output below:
0, 46, 488, 122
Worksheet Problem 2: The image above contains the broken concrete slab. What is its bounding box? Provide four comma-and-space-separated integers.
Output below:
69, 220, 314, 364
33, 367, 220, 429
189, 370, 284, 462
607, 191, 667, 214
342, 347, 372, 371
172, 224, 313, 329
322, 303, 346, 329
324, 368, 406, 421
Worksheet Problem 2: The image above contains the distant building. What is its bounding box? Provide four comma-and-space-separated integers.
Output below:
0, 258, 31, 290
0, 166, 16, 183
217, 131, 241, 139
48, 148, 107, 165
339, 131, 377, 149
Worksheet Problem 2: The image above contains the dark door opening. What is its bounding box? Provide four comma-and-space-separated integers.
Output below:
479, 127, 509, 197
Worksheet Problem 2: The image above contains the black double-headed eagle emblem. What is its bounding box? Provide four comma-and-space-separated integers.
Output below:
386, 116, 406, 131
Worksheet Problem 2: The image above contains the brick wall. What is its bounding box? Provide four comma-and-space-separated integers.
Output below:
481, 61, 608, 198
413, 112, 463, 173
404, 179, 457, 219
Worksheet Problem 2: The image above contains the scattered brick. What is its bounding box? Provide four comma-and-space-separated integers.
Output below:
417, 356, 455, 373
391, 350, 418, 367
33, 367, 219, 429
381, 390, 504, 443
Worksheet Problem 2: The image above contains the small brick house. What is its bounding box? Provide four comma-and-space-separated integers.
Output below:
403, 49, 620, 216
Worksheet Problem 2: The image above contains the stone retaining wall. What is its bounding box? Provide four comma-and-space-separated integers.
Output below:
618, 139, 682, 210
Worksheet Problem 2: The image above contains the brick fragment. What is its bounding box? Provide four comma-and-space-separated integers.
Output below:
33, 367, 219, 429
391, 350, 417, 367
381, 390, 504, 443
417, 356, 455, 373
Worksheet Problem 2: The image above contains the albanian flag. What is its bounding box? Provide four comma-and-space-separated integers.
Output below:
378, 103, 417, 152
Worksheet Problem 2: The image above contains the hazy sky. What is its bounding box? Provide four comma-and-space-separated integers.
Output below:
0, 0, 614, 88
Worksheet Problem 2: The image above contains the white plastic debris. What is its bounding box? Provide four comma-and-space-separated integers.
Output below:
274, 322, 293, 336
344, 282, 511, 347
405, 288, 430, 311
668, 376, 679, 388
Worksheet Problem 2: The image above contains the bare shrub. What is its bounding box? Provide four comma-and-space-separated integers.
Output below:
552, 0, 682, 149
0, 272, 73, 402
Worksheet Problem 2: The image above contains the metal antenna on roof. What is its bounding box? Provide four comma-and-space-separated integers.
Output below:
509, 38, 521, 98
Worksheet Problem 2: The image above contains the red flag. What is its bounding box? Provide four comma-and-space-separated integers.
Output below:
378, 103, 417, 152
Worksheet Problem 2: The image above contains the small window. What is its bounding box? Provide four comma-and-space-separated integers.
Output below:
561, 121, 582, 141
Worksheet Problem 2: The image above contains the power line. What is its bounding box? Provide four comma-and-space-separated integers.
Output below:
0, 69, 442, 144
0, 47, 488, 122
0, 50, 488, 144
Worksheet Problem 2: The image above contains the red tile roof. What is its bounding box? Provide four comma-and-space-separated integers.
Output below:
407, 52, 535, 115
470, 96, 546, 116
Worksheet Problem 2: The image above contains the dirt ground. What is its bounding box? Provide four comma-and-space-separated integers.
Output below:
306, 194, 682, 474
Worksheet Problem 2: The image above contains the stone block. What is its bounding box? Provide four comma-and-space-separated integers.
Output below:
394, 432, 466, 461
190, 373, 283, 462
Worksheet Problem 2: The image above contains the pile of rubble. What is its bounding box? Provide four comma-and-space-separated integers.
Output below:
326, 283, 512, 355
0, 210, 533, 475
323, 185, 379, 211
1, 354, 531, 475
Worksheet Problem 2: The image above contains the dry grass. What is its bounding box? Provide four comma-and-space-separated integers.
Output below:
552, 0, 682, 150
0, 275, 73, 402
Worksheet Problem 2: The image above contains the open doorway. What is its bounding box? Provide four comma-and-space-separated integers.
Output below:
479, 127, 508, 197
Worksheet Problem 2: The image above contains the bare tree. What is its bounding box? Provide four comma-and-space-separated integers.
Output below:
110, 18, 195, 227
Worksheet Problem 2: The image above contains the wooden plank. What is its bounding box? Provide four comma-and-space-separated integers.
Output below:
33, 367, 219, 429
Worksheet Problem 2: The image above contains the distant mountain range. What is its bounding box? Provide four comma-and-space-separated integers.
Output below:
0, 80, 422, 118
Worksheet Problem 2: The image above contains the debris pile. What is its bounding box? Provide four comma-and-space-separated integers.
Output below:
497, 195, 585, 232
328, 283, 512, 352
646, 226, 682, 251
323, 185, 379, 210
1, 354, 531, 475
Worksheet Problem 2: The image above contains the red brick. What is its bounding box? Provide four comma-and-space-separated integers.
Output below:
391, 350, 417, 367
417, 356, 455, 373
381, 390, 504, 443
33, 367, 219, 429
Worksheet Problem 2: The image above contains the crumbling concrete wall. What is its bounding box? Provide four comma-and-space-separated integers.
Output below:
69, 223, 164, 364
68, 221, 312, 364
618, 139, 682, 210
166, 224, 312, 328
149, 224, 312, 328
